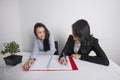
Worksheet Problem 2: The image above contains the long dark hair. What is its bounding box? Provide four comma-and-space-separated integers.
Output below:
72, 19, 92, 46
34, 23, 50, 51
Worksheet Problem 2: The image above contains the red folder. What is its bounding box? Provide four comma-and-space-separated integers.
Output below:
68, 56, 78, 70
29, 56, 78, 71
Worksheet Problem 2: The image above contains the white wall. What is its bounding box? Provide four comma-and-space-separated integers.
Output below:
0, 0, 22, 51
19, 0, 120, 65
0, 0, 120, 66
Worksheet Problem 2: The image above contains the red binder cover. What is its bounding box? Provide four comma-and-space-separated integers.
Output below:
68, 56, 78, 70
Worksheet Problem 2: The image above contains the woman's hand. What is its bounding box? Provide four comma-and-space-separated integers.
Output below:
59, 57, 68, 65
23, 58, 35, 71
71, 54, 81, 59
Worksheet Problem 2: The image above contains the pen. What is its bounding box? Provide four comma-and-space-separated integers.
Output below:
63, 52, 67, 61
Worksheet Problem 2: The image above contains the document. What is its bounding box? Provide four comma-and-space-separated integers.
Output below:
29, 55, 78, 71
29, 55, 51, 70
48, 56, 72, 70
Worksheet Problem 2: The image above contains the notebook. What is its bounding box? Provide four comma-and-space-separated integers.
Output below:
29, 55, 78, 71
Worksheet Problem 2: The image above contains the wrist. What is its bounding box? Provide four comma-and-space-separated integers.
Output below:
30, 58, 36, 61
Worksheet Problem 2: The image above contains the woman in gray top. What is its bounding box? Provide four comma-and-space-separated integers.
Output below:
23, 23, 56, 71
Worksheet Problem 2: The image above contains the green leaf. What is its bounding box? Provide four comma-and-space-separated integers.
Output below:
1, 41, 20, 55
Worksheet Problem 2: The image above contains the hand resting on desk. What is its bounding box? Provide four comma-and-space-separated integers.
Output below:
71, 54, 81, 59
23, 58, 35, 71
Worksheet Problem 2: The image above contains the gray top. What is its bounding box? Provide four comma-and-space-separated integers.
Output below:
31, 35, 56, 59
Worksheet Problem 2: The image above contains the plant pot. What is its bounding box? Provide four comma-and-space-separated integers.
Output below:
3, 55, 22, 66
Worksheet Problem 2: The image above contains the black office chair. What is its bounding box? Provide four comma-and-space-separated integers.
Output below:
54, 41, 59, 55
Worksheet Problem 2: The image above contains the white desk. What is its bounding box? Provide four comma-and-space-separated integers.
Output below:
0, 52, 120, 80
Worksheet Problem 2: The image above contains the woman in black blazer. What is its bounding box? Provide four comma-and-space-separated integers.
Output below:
59, 19, 109, 66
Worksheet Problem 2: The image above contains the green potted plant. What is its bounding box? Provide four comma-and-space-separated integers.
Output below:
1, 41, 22, 66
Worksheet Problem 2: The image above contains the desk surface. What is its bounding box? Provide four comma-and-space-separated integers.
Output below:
0, 52, 120, 80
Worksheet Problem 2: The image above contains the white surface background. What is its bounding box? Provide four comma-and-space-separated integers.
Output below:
0, 0, 120, 66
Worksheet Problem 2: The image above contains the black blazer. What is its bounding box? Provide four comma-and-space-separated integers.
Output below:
59, 35, 109, 66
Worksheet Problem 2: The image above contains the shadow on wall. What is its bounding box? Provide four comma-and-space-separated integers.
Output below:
56, 35, 67, 55
0, 44, 3, 51
21, 33, 34, 52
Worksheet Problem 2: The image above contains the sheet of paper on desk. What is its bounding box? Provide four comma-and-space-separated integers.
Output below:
48, 56, 72, 70
29, 55, 78, 71
29, 55, 51, 70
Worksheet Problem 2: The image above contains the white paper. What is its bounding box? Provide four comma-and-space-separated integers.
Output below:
29, 55, 72, 71
29, 55, 51, 70
48, 56, 72, 70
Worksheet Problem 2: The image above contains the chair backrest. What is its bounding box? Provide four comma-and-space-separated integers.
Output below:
54, 41, 59, 55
